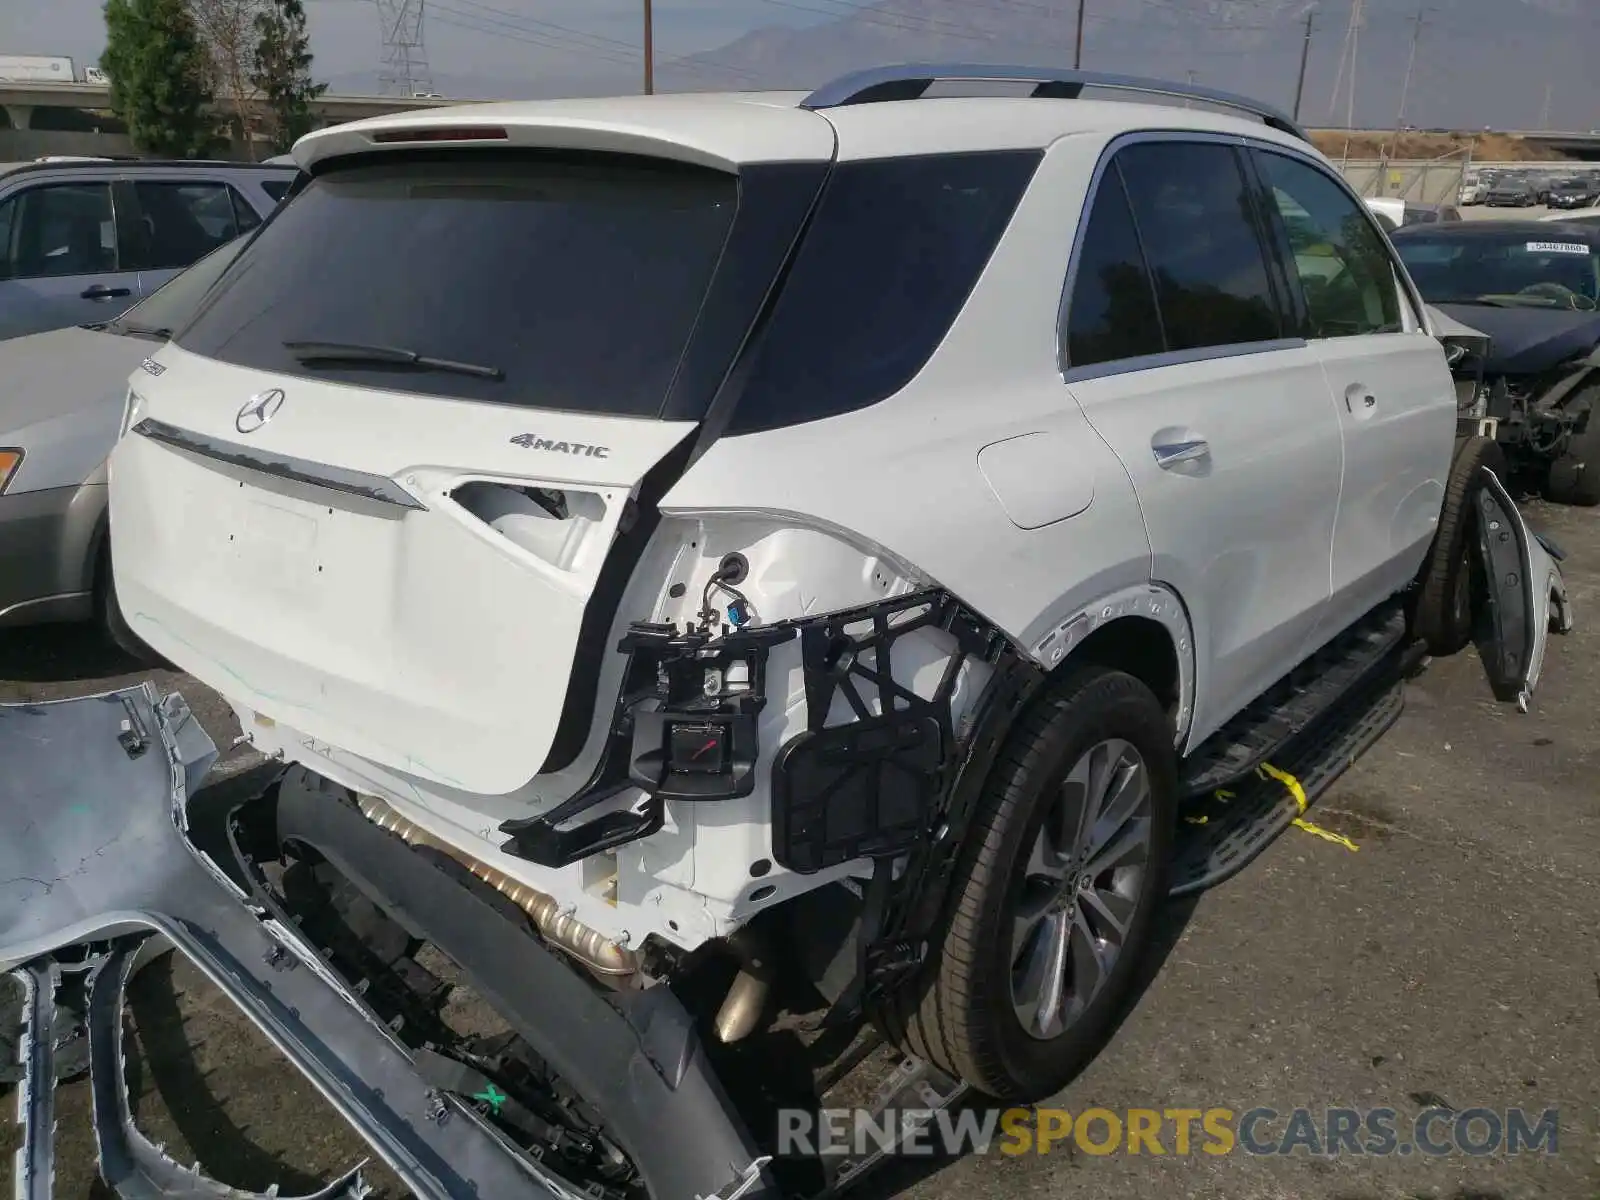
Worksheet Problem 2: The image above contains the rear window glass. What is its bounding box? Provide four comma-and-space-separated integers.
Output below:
726, 150, 1040, 434
1063, 166, 1165, 369
1113, 142, 1284, 352
178, 152, 739, 416
260, 179, 292, 202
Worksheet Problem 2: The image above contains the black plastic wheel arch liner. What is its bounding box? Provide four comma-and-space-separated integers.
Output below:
0, 684, 775, 1200
270, 764, 777, 1200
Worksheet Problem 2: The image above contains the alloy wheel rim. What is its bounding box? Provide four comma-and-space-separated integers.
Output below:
1008, 737, 1153, 1041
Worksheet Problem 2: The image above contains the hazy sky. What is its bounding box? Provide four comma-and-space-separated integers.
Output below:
0, 0, 830, 94
0, 0, 1593, 127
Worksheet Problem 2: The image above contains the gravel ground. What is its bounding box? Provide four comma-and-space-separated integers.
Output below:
1, 499, 1597, 1200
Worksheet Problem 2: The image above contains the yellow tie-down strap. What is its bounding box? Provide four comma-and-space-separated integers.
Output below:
1256, 761, 1358, 852
1182, 765, 1358, 852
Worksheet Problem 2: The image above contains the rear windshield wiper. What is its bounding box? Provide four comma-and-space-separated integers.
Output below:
283, 339, 504, 381
118, 322, 173, 339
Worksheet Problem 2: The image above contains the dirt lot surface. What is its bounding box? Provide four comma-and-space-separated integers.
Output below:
2, 500, 1598, 1200
1309, 130, 1571, 163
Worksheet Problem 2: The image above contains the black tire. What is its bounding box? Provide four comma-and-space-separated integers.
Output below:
1414, 435, 1506, 656
1546, 387, 1600, 507
96, 546, 166, 667
881, 666, 1176, 1102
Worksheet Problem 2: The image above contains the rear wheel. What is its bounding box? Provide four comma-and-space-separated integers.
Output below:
1414, 435, 1506, 655
1546, 387, 1600, 507
884, 666, 1176, 1102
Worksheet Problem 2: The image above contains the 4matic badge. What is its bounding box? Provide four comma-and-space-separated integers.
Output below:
509, 434, 610, 458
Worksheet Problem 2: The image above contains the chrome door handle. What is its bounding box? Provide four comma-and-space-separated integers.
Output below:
1152, 438, 1210, 467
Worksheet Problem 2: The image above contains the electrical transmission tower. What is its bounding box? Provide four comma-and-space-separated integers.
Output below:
374, 0, 433, 96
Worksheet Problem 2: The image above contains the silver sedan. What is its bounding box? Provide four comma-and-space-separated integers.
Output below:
0, 236, 245, 658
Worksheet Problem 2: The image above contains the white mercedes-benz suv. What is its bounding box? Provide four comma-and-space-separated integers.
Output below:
106, 64, 1569, 1198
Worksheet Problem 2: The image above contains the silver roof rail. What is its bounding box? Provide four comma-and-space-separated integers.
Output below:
799, 63, 1309, 143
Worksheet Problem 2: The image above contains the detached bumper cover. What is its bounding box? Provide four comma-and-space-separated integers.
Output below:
0, 684, 775, 1200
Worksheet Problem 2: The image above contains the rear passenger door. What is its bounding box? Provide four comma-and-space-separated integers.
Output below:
1061, 138, 1345, 748
1250, 148, 1455, 638
116, 178, 257, 297
0, 179, 141, 337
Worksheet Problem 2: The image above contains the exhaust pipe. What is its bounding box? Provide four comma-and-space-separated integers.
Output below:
354, 794, 639, 984
714, 929, 774, 1044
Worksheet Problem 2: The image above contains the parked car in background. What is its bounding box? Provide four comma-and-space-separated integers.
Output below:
1546, 177, 1599, 210
0, 234, 246, 654
1365, 196, 1462, 231
1391, 220, 1600, 504
1486, 178, 1539, 208
1459, 177, 1488, 205
0, 159, 293, 342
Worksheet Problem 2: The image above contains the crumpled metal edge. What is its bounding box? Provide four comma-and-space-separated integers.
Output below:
3, 684, 571, 1200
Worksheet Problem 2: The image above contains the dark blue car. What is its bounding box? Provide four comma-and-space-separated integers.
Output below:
1392, 220, 1600, 505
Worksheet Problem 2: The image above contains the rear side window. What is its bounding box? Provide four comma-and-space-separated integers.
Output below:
725, 150, 1040, 434
126, 181, 241, 270
260, 179, 292, 203
1254, 150, 1403, 338
1114, 142, 1284, 352
230, 187, 263, 233
179, 152, 739, 415
1063, 166, 1165, 369
1, 182, 117, 279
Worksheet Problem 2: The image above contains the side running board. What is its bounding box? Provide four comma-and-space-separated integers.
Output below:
1179, 601, 1409, 799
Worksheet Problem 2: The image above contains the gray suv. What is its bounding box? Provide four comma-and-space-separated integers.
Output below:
0, 158, 295, 341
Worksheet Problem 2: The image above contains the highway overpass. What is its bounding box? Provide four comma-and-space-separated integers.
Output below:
0, 78, 458, 133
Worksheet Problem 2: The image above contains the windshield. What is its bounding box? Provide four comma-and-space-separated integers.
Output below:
1395, 232, 1600, 309
176, 151, 739, 416
110, 234, 248, 337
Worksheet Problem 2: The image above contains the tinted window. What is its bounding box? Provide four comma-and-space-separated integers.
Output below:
726, 151, 1039, 434
2, 183, 116, 279
0, 197, 12, 268
179, 152, 739, 415
113, 235, 247, 336
230, 186, 262, 233
260, 179, 293, 203
1115, 142, 1282, 352
127, 181, 238, 269
1063, 167, 1164, 368
1393, 232, 1600, 307
1255, 151, 1403, 338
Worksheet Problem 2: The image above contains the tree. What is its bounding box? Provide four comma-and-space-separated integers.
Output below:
101, 0, 217, 158
188, 0, 267, 157
251, 0, 325, 154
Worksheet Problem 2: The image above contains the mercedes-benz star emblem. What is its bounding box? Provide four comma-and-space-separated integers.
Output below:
235, 388, 285, 435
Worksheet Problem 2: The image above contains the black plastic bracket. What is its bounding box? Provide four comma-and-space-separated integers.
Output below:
499, 621, 794, 867
769, 590, 1029, 875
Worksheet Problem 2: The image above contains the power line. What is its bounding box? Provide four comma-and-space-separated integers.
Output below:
374, 0, 432, 96
1292, 5, 1313, 123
